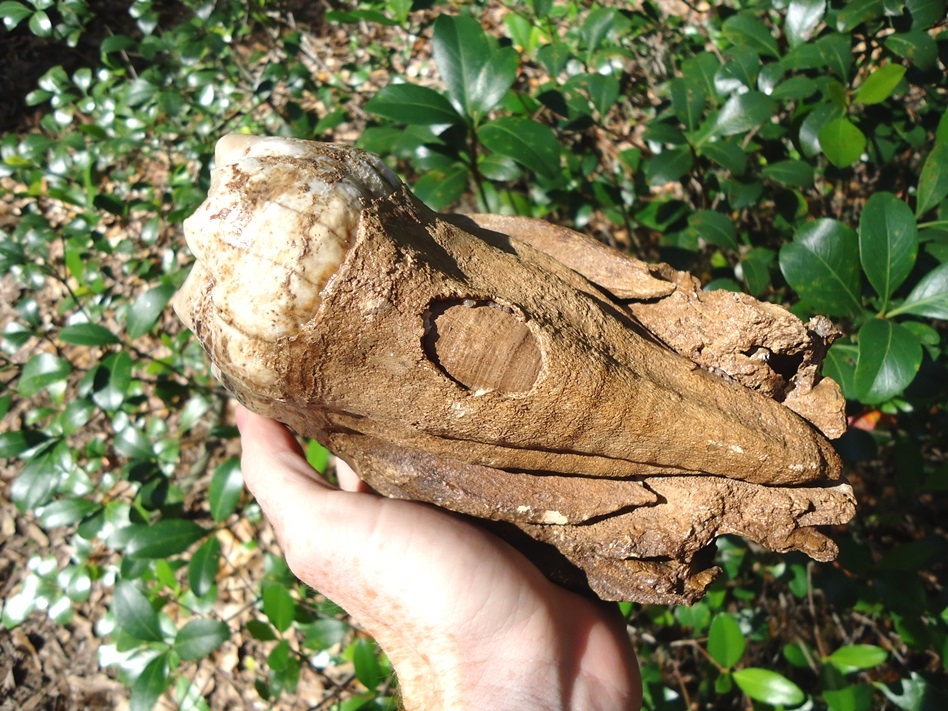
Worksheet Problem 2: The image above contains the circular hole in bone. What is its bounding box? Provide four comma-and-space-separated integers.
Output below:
423, 299, 541, 393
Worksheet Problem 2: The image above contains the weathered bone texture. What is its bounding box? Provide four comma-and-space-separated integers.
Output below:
175, 134, 856, 605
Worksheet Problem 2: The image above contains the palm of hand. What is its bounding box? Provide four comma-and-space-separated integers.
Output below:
238, 407, 641, 710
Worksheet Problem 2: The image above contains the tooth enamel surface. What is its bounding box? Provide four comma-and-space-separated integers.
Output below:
181, 135, 400, 341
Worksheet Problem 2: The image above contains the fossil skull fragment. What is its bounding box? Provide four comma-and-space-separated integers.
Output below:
175, 134, 855, 605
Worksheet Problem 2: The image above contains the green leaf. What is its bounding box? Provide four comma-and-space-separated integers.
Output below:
786, 0, 826, 47
891, 262, 948, 318
689, 210, 738, 250
681, 52, 720, 103
885, 30, 938, 70
771, 76, 819, 101
819, 117, 866, 168
645, 147, 693, 187
714, 46, 761, 95
0, 1, 32, 29
188, 536, 221, 598
669, 77, 708, 131
209, 456, 243, 523
800, 103, 842, 158
113, 581, 164, 642
126, 283, 175, 340
478, 117, 561, 180
364, 83, 462, 127
733, 667, 806, 706
824, 685, 874, 711
175, 618, 230, 661
413, 163, 469, 212
906, 0, 946, 29
853, 320, 922, 403
92, 351, 133, 411
352, 637, 383, 690
37, 497, 100, 528
741, 247, 776, 295
302, 618, 350, 651
817, 33, 853, 80
58, 323, 120, 346
113, 425, 153, 461
708, 613, 747, 668
762, 160, 814, 188
263, 581, 296, 633
859, 192, 918, 301
130, 652, 172, 711
780, 219, 862, 316
246, 619, 277, 641
699, 140, 747, 174
11, 451, 59, 511
18, 353, 71, 397
722, 14, 779, 58
855, 64, 907, 105
575, 73, 620, 119
824, 342, 858, 400
828, 644, 889, 673
0, 429, 48, 458
432, 14, 518, 120
916, 142, 948, 217
836, 0, 885, 31
711, 91, 775, 137
126, 519, 207, 559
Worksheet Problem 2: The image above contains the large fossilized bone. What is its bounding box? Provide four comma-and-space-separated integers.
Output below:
174, 134, 855, 604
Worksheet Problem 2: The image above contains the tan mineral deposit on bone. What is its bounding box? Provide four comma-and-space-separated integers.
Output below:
174, 134, 856, 605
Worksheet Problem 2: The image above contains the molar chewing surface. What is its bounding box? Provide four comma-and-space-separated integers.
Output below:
174, 135, 401, 387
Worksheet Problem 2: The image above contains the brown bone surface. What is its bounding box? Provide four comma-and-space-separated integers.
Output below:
174, 135, 856, 604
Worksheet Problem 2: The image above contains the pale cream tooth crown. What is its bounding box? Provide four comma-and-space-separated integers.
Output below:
174, 134, 401, 388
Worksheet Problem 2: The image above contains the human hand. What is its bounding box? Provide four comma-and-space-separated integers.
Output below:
237, 406, 642, 710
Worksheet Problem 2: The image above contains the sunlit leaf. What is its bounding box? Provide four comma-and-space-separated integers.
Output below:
889, 262, 948, 319
885, 30, 938, 70
828, 645, 889, 674
855, 64, 907, 105
432, 14, 518, 120
263, 581, 296, 633
413, 162, 469, 211
708, 613, 746, 668
853, 320, 922, 403
126, 283, 175, 340
188, 536, 221, 597
175, 618, 230, 661
209, 456, 243, 523
711, 91, 775, 137
478, 117, 561, 179
113, 581, 164, 642
645, 146, 693, 187
779, 219, 862, 316
18, 353, 71, 397
364, 84, 462, 127
785, 0, 826, 46
722, 13, 779, 57
352, 637, 383, 690
58, 323, 120, 346
836, 0, 885, 31
859, 192, 918, 301
819, 117, 866, 167
762, 160, 814, 188
689, 210, 738, 250
129, 652, 172, 711
733, 667, 806, 706
126, 519, 207, 559
915, 142, 948, 217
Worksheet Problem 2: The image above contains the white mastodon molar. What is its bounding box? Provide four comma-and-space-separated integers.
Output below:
176, 134, 401, 342
174, 135, 401, 394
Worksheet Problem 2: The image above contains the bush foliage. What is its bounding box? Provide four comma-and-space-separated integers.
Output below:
1, 0, 947, 709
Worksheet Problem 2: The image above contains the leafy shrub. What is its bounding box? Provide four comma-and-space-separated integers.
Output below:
1, 0, 947, 709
